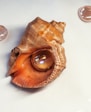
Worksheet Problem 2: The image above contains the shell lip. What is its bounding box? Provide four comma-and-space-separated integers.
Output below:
8, 47, 55, 88
9, 68, 54, 89
8, 68, 19, 77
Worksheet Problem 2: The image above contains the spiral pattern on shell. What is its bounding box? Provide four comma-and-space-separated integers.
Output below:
8, 17, 66, 88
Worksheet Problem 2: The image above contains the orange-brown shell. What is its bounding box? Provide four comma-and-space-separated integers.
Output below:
8, 17, 66, 88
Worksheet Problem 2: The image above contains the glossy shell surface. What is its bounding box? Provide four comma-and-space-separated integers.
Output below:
8, 17, 66, 88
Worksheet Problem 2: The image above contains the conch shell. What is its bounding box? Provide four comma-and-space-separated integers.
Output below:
8, 17, 66, 88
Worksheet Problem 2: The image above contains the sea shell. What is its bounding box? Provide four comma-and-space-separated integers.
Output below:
8, 17, 66, 88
